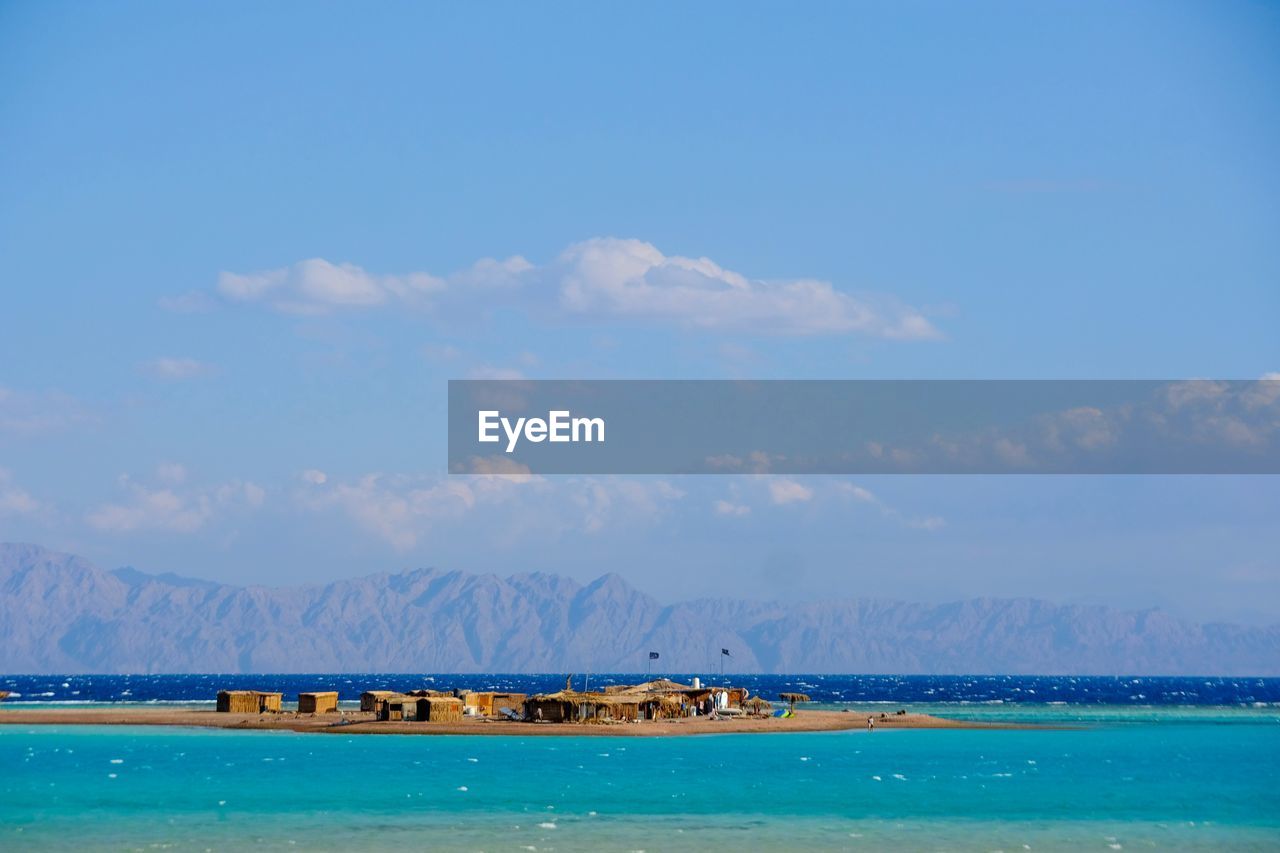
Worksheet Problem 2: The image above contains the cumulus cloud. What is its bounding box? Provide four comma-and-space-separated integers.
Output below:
218, 259, 445, 314
0, 468, 41, 516
832, 480, 945, 531
297, 470, 683, 549
210, 238, 939, 339
768, 478, 814, 505
140, 357, 216, 380
87, 472, 265, 534
713, 499, 751, 517
570, 479, 685, 534
549, 238, 939, 338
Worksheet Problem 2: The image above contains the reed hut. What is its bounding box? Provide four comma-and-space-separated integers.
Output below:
380, 696, 418, 721
416, 695, 464, 722
638, 693, 684, 720
742, 696, 773, 716
360, 690, 397, 713
460, 691, 528, 717
216, 690, 283, 713
524, 691, 641, 723
297, 691, 339, 713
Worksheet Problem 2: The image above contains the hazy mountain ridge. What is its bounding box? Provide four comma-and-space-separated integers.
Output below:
1, 543, 1276, 675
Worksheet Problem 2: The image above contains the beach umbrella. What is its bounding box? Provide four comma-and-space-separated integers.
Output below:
778, 692, 811, 713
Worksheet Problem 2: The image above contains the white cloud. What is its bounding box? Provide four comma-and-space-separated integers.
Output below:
141, 357, 215, 380
0, 468, 41, 516
0, 387, 94, 435
87, 472, 265, 534
550, 238, 939, 338
834, 482, 877, 503
158, 290, 216, 313
210, 238, 939, 339
297, 471, 683, 549
570, 479, 685, 534
156, 463, 187, 484
713, 499, 751, 517
300, 469, 328, 485
833, 479, 945, 531
768, 478, 814, 505
298, 473, 495, 550
217, 258, 444, 314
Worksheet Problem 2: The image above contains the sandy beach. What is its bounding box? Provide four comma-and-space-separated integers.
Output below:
0, 706, 1035, 735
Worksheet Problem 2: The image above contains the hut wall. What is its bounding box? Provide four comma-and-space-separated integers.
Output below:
380, 699, 417, 721
418, 697, 464, 723
462, 692, 527, 716
298, 692, 339, 713
360, 691, 396, 713
492, 693, 527, 714
217, 691, 255, 713
525, 698, 570, 722
217, 690, 281, 713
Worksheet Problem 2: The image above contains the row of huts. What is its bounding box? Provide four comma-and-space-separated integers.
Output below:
216, 678, 767, 723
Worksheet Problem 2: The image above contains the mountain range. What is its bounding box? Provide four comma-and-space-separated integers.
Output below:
1, 542, 1276, 675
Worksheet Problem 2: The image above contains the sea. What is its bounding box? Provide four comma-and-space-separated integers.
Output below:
3, 674, 1278, 851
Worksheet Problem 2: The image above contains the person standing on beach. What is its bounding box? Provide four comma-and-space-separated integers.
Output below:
867, 716, 875, 731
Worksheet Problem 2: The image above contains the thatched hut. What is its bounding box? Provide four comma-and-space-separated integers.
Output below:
416, 695, 464, 722
742, 696, 773, 716
360, 690, 397, 713
216, 690, 283, 713
638, 692, 684, 720
524, 691, 640, 723
459, 691, 528, 717
297, 691, 339, 713
380, 696, 418, 721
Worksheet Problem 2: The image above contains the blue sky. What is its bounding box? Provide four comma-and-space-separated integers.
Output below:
1, 2, 1277, 622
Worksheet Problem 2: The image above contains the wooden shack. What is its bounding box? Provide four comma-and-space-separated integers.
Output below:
416, 696, 464, 722
297, 691, 339, 713
379, 696, 418, 721
360, 690, 397, 713
460, 691, 527, 717
216, 690, 283, 713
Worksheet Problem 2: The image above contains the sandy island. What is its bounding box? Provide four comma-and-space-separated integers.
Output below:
0, 707, 1037, 736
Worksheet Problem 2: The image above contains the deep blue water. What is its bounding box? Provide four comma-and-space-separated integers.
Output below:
3, 672, 1279, 706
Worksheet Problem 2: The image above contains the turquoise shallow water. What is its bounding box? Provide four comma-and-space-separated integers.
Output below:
3, 711, 1278, 851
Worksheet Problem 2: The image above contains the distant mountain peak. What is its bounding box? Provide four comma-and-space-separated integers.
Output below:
0, 542, 1276, 676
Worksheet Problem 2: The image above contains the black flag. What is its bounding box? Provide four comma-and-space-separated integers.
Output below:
649, 651, 660, 660
721, 648, 731, 657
